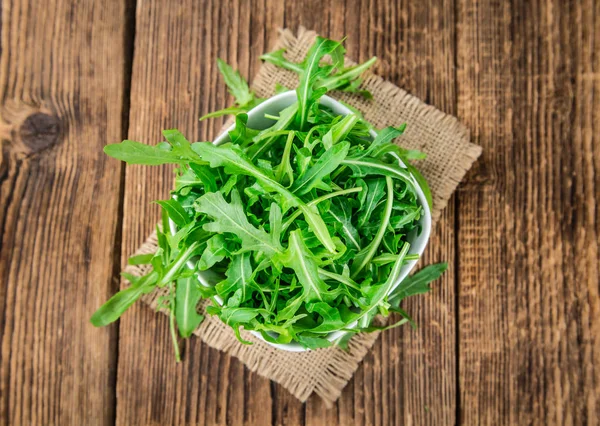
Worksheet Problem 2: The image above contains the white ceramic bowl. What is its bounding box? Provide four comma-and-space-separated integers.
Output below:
171, 91, 432, 352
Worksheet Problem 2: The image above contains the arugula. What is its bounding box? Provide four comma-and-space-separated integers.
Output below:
295, 37, 345, 130
261, 48, 376, 98
200, 59, 264, 120
92, 36, 445, 357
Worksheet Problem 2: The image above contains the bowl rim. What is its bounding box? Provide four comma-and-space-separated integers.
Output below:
170, 90, 432, 352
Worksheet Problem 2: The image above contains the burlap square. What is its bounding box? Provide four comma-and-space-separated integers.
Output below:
125, 28, 482, 407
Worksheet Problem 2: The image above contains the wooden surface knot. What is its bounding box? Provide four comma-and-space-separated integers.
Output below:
19, 112, 61, 154
0, 102, 62, 157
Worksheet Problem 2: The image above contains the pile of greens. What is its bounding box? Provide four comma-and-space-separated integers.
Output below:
91, 36, 446, 359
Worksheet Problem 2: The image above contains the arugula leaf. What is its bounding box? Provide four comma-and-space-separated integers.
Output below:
217, 58, 254, 106
229, 113, 260, 145
157, 241, 202, 287
128, 253, 154, 265
325, 200, 361, 251
104, 141, 194, 165
351, 177, 394, 278
156, 199, 191, 228
195, 189, 283, 256
263, 48, 376, 98
405, 163, 433, 209
274, 131, 296, 185
215, 252, 253, 301
306, 302, 345, 333
260, 49, 304, 73
343, 157, 415, 188
350, 242, 411, 327
197, 234, 228, 270
296, 335, 332, 349
248, 103, 298, 160
316, 56, 376, 92
90, 271, 158, 326
322, 114, 359, 149
296, 37, 344, 130
175, 276, 204, 338
290, 142, 349, 195
358, 126, 405, 157
388, 263, 448, 306
200, 106, 247, 121
280, 230, 329, 302
357, 178, 386, 228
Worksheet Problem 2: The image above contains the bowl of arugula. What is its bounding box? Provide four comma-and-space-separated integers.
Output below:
91, 36, 447, 357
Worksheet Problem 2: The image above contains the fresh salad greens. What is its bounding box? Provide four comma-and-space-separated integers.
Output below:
91, 36, 446, 359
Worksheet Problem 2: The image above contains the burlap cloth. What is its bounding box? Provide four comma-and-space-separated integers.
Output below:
125, 28, 482, 407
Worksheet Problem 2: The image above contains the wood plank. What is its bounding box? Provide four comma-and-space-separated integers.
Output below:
456, 0, 600, 424
0, 0, 132, 424
114, 1, 284, 425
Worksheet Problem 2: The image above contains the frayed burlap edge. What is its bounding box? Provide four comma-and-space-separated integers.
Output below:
125, 27, 482, 407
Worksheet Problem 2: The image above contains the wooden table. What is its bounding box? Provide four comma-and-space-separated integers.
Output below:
1, 0, 598, 425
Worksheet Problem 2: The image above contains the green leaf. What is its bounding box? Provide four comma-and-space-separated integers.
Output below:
163, 129, 193, 153
388, 263, 448, 305
406, 163, 433, 209
175, 276, 204, 338
260, 49, 304, 73
316, 57, 377, 92
343, 157, 415, 189
90, 271, 158, 326
322, 114, 359, 149
195, 189, 283, 255
306, 302, 345, 333
336, 332, 353, 350
197, 234, 229, 270
155, 199, 191, 228
128, 253, 154, 265
280, 230, 329, 302
350, 242, 411, 327
357, 178, 386, 229
296, 334, 332, 349
274, 82, 291, 94
248, 103, 298, 160
296, 37, 344, 130
325, 200, 361, 251
214, 306, 269, 325
176, 163, 218, 193
274, 131, 296, 185
157, 241, 202, 287
200, 106, 247, 121
215, 252, 253, 302
351, 177, 394, 278
291, 142, 349, 195
264, 47, 375, 100
281, 187, 363, 231
104, 141, 192, 165
217, 58, 254, 106
229, 113, 260, 144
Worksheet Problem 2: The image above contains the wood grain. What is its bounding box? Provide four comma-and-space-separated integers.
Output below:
0, 0, 131, 425
456, 0, 600, 424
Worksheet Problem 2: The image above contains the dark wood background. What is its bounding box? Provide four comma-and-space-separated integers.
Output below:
0, 0, 598, 425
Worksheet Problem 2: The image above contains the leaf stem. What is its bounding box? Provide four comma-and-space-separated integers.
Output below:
169, 282, 181, 362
